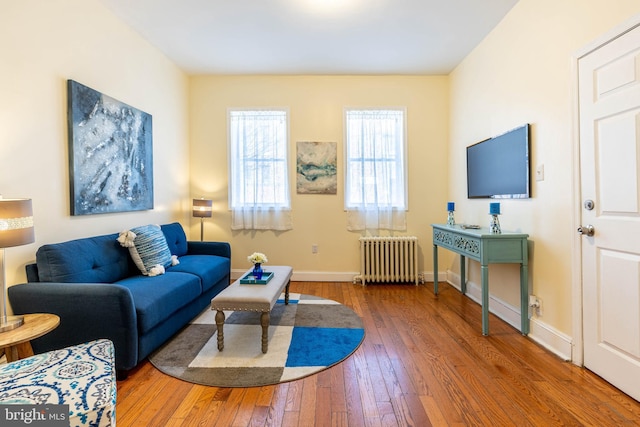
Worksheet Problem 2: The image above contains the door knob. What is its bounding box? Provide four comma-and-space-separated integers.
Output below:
577, 225, 595, 236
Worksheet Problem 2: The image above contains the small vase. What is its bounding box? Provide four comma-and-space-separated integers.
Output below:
447, 210, 455, 226
253, 263, 263, 280
489, 214, 501, 234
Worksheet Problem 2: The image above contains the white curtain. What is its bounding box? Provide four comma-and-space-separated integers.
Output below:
231, 206, 292, 231
345, 109, 407, 232
229, 110, 292, 230
346, 208, 406, 232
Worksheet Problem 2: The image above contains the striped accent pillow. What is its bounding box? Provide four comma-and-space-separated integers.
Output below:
126, 224, 172, 276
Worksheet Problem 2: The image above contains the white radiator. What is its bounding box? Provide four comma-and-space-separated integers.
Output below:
356, 236, 419, 285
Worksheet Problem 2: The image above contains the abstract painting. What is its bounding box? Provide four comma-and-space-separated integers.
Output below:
67, 80, 153, 215
296, 141, 337, 194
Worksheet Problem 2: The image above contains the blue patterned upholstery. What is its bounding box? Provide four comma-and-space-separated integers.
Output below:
0, 339, 116, 426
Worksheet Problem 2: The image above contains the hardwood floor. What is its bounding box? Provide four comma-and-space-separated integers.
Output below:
116, 281, 640, 426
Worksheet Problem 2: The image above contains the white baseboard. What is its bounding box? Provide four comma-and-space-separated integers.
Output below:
528, 318, 572, 361
446, 269, 572, 361
422, 270, 439, 283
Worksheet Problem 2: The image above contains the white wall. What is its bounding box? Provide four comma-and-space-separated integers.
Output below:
449, 0, 640, 353
1, 0, 190, 288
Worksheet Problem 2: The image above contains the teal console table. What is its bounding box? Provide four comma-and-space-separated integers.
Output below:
431, 224, 529, 336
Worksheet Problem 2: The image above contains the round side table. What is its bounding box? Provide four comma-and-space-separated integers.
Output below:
0, 313, 60, 362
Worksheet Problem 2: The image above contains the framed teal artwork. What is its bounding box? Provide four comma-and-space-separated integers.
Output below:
296, 141, 337, 194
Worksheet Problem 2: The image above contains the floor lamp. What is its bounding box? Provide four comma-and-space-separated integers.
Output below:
192, 198, 212, 242
0, 198, 35, 332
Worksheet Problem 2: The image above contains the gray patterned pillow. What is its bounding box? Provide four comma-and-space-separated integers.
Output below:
117, 224, 178, 276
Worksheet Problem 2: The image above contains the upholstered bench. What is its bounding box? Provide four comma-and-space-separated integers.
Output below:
0, 339, 116, 426
211, 265, 293, 353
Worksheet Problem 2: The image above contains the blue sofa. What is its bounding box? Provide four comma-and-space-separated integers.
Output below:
8, 222, 231, 376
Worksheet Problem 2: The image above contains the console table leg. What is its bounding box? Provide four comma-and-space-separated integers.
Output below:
521, 264, 529, 335
460, 254, 467, 294
215, 310, 225, 351
261, 311, 270, 353
433, 244, 439, 295
481, 264, 489, 335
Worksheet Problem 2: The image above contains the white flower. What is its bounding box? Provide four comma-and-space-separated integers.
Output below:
247, 252, 268, 264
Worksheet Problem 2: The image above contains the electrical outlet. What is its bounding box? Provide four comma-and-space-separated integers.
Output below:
312, 244, 318, 254
529, 295, 542, 316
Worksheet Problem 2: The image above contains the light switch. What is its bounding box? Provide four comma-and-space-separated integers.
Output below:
536, 164, 544, 181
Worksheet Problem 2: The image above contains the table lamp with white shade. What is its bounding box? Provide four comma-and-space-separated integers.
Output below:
0, 198, 35, 332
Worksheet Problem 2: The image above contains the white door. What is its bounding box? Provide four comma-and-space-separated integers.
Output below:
578, 23, 640, 401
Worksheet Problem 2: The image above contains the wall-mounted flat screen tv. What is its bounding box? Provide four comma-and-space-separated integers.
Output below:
467, 124, 530, 199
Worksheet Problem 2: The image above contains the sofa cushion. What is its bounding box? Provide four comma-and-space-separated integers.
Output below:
117, 272, 201, 334
168, 255, 230, 292
161, 222, 189, 257
36, 233, 130, 283
118, 224, 174, 276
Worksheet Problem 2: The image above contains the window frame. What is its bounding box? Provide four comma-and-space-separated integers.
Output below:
343, 107, 408, 211
227, 107, 291, 209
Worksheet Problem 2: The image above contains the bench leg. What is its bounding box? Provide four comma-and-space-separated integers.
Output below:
285, 280, 290, 305
215, 310, 225, 351
261, 311, 270, 353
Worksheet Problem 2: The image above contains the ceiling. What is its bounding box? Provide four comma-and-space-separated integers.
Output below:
98, 0, 519, 75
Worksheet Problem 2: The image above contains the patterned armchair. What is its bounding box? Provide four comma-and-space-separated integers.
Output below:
0, 339, 116, 426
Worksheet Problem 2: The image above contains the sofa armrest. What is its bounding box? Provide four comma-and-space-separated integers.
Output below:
8, 283, 139, 371
187, 241, 231, 259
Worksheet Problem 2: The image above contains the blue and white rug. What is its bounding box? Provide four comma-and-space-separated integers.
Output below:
149, 293, 365, 387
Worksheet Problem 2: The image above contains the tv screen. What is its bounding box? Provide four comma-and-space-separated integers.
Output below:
467, 124, 530, 199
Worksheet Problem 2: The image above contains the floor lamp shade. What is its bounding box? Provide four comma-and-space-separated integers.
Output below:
193, 199, 212, 242
0, 198, 34, 332
192, 199, 213, 218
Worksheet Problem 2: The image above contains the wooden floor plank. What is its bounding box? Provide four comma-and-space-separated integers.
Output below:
298, 374, 318, 426
342, 354, 367, 426
115, 281, 640, 426
315, 383, 332, 426
232, 387, 262, 426
210, 387, 245, 426
264, 382, 289, 427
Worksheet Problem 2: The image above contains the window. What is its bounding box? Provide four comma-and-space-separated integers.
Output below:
228, 109, 292, 230
344, 108, 407, 231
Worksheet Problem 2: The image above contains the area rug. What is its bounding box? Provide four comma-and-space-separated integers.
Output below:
149, 293, 365, 387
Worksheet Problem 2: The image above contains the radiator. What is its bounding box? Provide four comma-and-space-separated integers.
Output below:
356, 236, 419, 285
